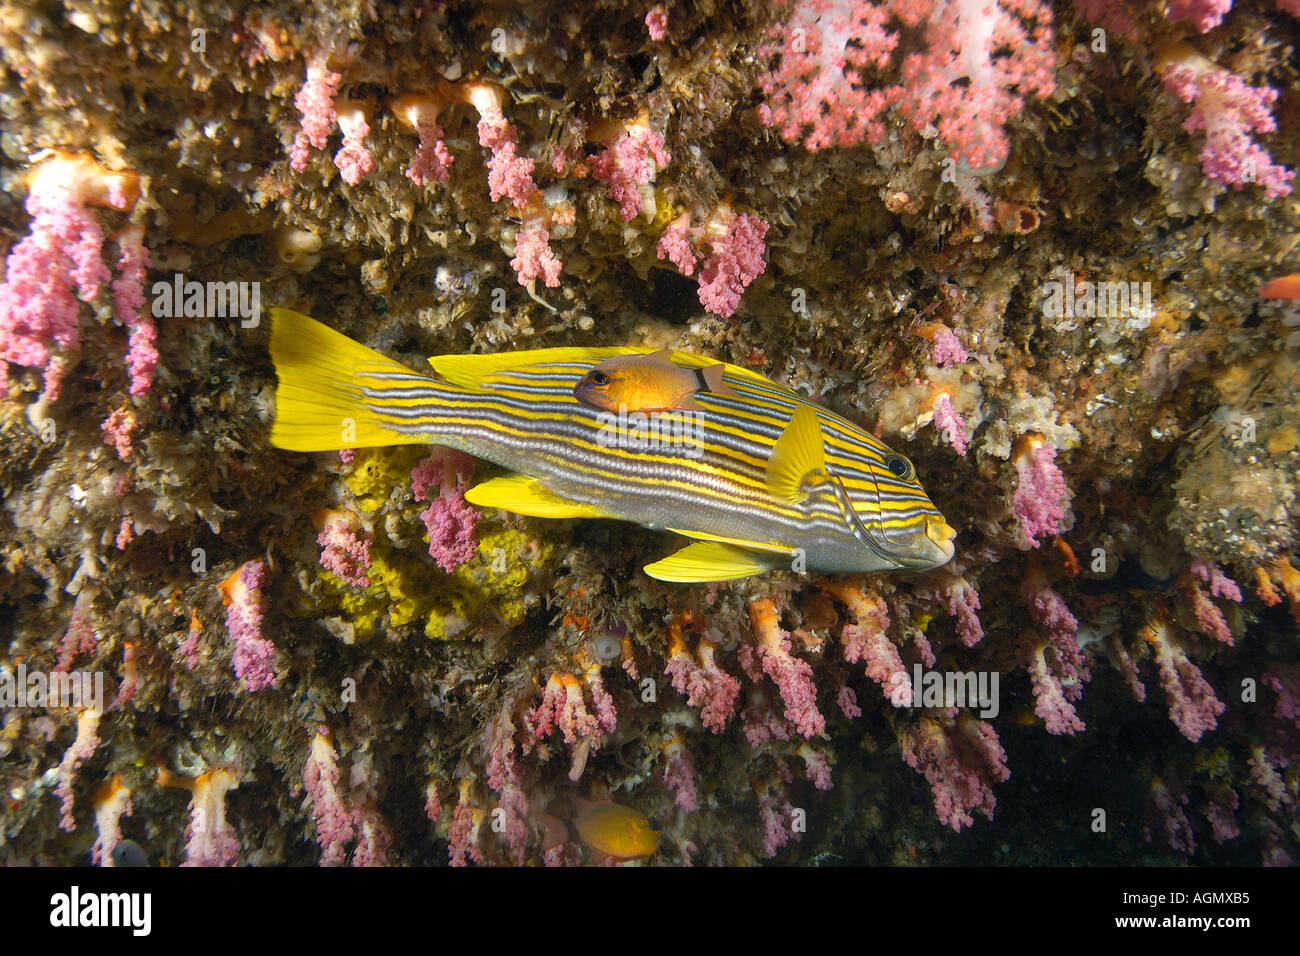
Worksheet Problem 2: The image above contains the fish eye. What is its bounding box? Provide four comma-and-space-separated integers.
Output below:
590, 372, 610, 386
884, 455, 913, 480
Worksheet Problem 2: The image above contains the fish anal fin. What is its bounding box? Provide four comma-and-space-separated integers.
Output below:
465, 474, 608, 519
665, 528, 795, 556
642, 541, 778, 583
766, 404, 829, 504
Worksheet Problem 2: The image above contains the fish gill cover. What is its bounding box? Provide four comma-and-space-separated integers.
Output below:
0, 0, 1296, 869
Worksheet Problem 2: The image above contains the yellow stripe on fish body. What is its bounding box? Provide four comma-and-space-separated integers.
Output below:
268, 307, 956, 581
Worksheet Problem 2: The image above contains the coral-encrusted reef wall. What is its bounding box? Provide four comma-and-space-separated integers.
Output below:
1, 0, 1298, 865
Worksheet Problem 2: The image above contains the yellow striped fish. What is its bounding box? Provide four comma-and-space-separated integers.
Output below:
268, 308, 956, 582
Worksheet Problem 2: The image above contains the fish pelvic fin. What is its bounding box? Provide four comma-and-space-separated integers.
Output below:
269, 307, 433, 452
642, 541, 781, 583
465, 474, 610, 519
766, 404, 829, 504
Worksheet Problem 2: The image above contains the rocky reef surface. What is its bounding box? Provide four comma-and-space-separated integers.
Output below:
0, 0, 1297, 866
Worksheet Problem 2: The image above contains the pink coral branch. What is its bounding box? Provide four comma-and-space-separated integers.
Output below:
944, 576, 984, 646
0, 156, 131, 398
112, 226, 156, 395
221, 559, 276, 692
646, 7, 669, 41
747, 598, 825, 737
1144, 775, 1196, 854
656, 205, 769, 317
412, 448, 481, 572
334, 102, 376, 186
394, 93, 454, 186
665, 627, 740, 732
899, 711, 1009, 832
1012, 433, 1069, 547
100, 407, 136, 461
591, 123, 670, 220
697, 212, 770, 318
822, 582, 910, 704
798, 742, 834, 790
314, 508, 373, 588
930, 326, 968, 367
931, 391, 968, 456
57, 707, 102, 830
448, 781, 485, 866
660, 734, 699, 811
486, 730, 531, 864
1020, 566, 1088, 734
289, 61, 341, 172
1168, 0, 1233, 33
56, 592, 99, 672
1160, 51, 1294, 200
183, 770, 240, 867
511, 214, 563, 288
303, 727, 356, 866
758, 0, 1055, 172
1145, 617, 1224, 743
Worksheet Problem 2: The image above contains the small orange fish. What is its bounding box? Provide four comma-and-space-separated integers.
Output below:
571, 799, 660, 861
1260, 274, 1300, 299
573, 350, 736, 413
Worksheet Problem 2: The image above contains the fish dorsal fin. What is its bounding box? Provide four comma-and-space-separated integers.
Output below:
666, 527, 795, 556
428, 346, 642, 389
465, 474, 609, 519
642, 541, 778, 582
697, 364, 738, 398
766, 404, 829, 504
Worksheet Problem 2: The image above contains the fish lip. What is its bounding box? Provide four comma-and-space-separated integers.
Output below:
924, 515, 957, 561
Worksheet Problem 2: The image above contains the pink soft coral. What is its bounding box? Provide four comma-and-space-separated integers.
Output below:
899, 710, 1009, 832
411, 448, 481, 572
656, 204, 770, 318
758, 0, 1056, 172
220, 559, 277, 692
1012, 432, 1070, 547
0, 154, 140, 398
1159, 45, 1294, 200
289, 60, 341, 172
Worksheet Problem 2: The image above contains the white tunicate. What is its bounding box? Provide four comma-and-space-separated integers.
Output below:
589, 633, 621, 663
435, 265, 454, 293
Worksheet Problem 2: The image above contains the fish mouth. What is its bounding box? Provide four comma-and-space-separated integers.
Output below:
924, 515, 957, 562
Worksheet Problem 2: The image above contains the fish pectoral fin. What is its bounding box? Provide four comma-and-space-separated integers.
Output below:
766, 404, 830, 504
698, 363, 739, 398
665, 528, 795, 556
642, 542, 781, 583
465, 475, 608, 519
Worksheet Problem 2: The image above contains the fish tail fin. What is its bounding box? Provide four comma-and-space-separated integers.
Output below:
269, 307, 431, 452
